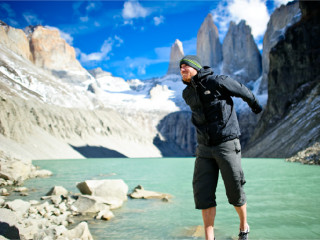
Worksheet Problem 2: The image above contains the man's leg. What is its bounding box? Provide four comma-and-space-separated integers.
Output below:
202, 207, 216, 240
234, 203, 248, 231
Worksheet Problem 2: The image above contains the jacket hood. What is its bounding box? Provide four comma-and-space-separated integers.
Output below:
193, 66, 213, 81
182, 66, 213, 85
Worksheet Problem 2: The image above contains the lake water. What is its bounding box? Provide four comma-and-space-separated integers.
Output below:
19, 158, 320, 239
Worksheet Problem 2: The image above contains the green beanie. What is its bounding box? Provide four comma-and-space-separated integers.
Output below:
180, 55, 202, 71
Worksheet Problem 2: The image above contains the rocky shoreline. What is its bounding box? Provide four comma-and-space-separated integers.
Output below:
0, 152, 172, 240
286, 142, 320, 165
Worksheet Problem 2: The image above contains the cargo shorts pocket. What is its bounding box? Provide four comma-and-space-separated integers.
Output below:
234, 139, 241, 154
240, 169, 246, 185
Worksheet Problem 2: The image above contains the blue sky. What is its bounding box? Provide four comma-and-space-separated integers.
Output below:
1, 0, 291, 80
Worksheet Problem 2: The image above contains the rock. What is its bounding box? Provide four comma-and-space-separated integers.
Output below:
95, 209, 114, 221
0, 188, 9, 196
0, 209, 20, 240
286, 142, 320, 165
174, 225, 204, 239
29, 169, 53, 178
222, 20, 261, 84
0, 179, 7, 186
0, 197, 5, 206
129, 185, 172, 200
72, 195, 111, 214
0, 159, 32, 182
259, 1, 301, 94
5, 199, 31, 216
197, 13, 222, 73
29, 200, 39, 205
13, 187, 28, 192
191, 225, 204, 238
167, 39, 184, 75
59, 221, 93, 240
50, 195, 63, 205
46, 186, 68, 198
76, 179, 128, 204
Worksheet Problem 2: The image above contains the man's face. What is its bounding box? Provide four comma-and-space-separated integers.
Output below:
180, 64, 198, 82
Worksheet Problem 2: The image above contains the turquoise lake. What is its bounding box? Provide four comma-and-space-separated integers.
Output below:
19, 158, 320, 239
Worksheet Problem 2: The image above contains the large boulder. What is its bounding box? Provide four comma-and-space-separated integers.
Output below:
72, 195, 111, 214
76, 179, 128, 207
0, 158, 32, 182
0, 208, 20, 240
46, 186, 69, 197
5, 199, 31, 218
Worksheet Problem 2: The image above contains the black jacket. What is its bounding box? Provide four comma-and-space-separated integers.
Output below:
182, 66, 261, 146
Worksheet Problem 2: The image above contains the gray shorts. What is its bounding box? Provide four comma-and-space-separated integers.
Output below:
193, 138, 246, 209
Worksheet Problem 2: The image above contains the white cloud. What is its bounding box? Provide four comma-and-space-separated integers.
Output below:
45, 26, 74, 45
73, 1, 101, 23
273, 0, 292, 8
138, 65, 146, 75
114, 35, 124, 47
80, 16, 89, 22
79, 36, 123, 63
122, 1, 150, 19
153, 15, 165, 26
211, 0, 270, 41
23, 12, 43, 25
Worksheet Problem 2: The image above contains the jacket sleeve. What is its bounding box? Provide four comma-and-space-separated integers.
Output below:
217, 75, 262, 113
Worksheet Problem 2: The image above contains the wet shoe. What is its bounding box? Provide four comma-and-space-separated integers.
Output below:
238, 225, 250, 240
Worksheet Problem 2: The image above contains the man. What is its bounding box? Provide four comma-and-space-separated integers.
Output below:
180, 55, 262, 240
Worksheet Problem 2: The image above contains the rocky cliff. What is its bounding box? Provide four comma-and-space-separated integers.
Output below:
259, 1, 301, 93
28, 26, 92, 85
197, 13, 222, 73
222, 20, 262, 84
167, 39, 184, 75
155, 111, 196, 156
244, 1, 320, 157
0, 21, 33, 62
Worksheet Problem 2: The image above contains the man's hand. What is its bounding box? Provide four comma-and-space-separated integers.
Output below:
251, 103, 263, 114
